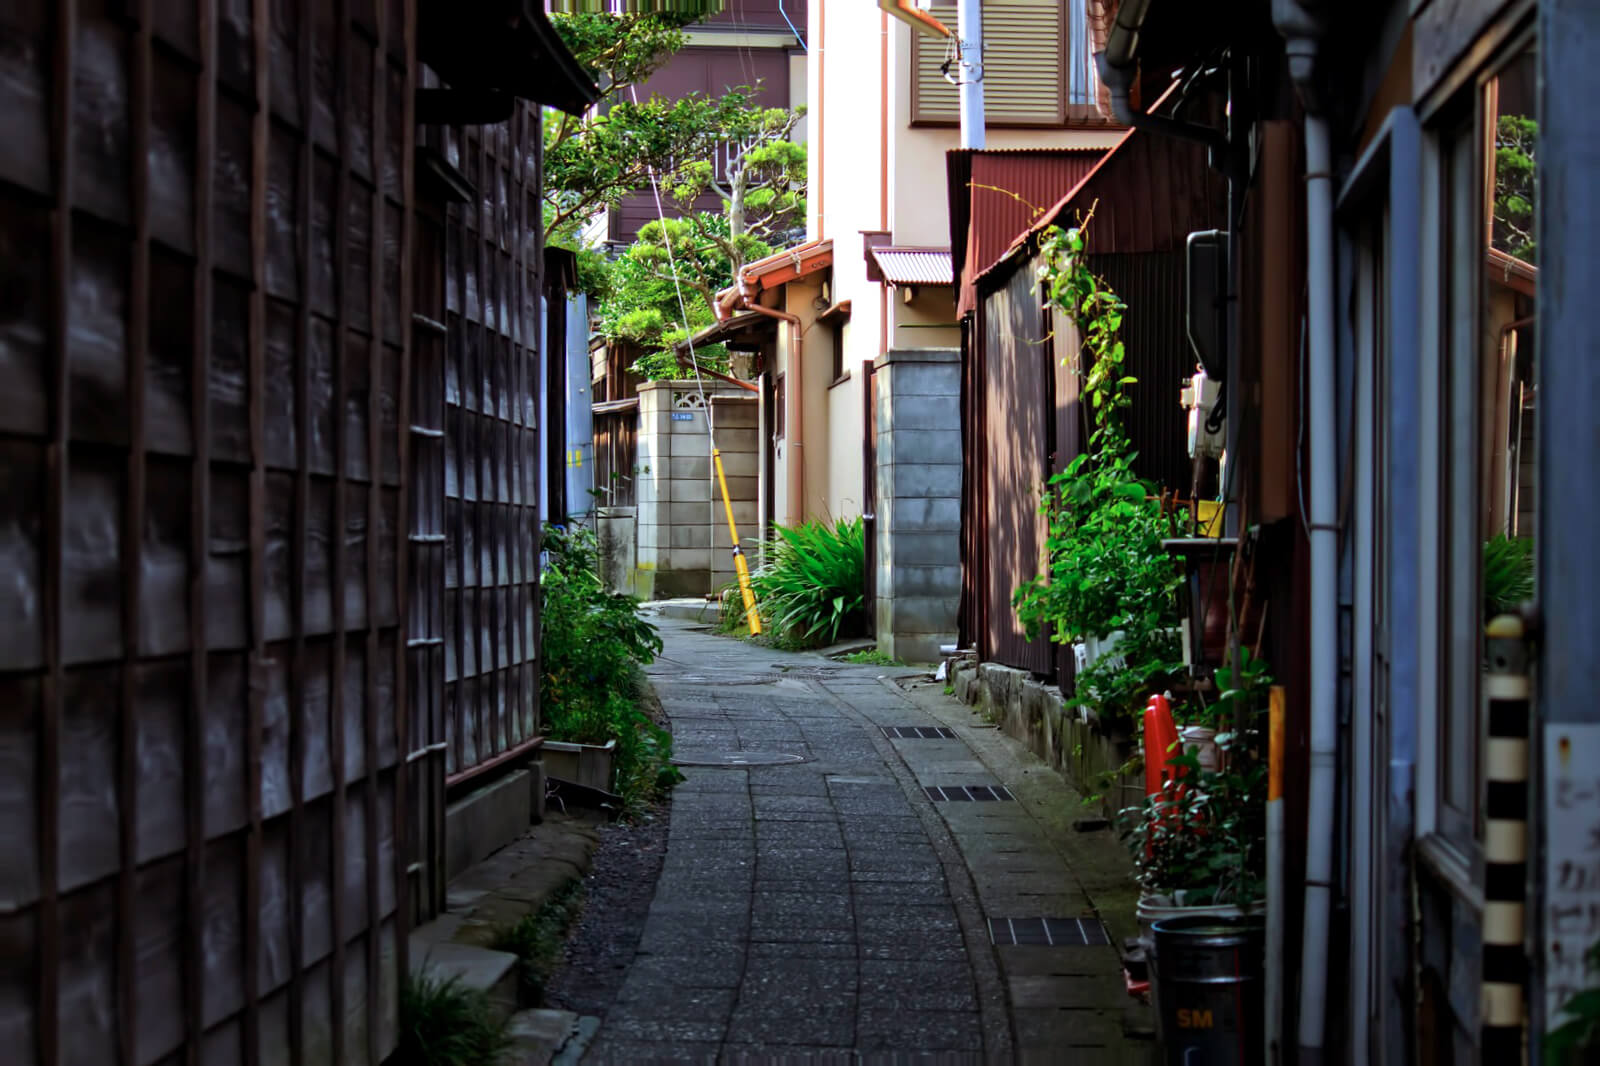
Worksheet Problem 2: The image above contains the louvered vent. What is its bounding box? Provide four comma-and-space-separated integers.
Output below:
912, 0, 1067, 127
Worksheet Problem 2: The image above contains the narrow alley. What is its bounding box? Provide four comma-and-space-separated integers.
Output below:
578, 615, 1148, 1065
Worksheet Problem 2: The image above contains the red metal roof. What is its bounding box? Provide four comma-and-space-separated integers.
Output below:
947, 147, 1108, 316
870, 246, 954, 286
976, 126, 1228, 287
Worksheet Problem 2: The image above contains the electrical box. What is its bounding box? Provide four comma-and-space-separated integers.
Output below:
1186, 230, 1227, 380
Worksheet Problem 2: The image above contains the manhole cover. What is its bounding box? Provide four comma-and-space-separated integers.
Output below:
672, 751, 808, 767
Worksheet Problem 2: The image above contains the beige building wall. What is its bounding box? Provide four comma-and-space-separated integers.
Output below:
799, 3, 1121, 533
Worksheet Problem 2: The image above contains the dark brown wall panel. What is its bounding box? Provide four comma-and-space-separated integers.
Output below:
0, 2, 414, 1062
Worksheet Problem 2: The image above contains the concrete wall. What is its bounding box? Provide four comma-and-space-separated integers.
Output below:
873, 348, 962, 663
596, 506, 637, 595
635, 381, 759, 598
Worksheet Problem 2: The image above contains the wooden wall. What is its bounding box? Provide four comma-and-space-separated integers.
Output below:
0, 1, 416, 1062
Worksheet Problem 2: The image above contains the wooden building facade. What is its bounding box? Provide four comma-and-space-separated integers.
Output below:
0, 2, 594, 1063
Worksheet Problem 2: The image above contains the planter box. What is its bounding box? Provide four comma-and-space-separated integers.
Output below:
541, 739, 617, 793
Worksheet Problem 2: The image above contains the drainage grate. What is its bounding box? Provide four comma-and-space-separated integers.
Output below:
923, 784, 1015, 802
987, 917, 1110, 946
882, 726, 957, 740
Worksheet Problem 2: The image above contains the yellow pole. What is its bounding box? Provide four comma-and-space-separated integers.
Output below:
713, 447, 762, 635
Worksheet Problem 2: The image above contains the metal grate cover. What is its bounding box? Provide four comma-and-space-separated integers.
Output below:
923, 784, 1015, 802
882, 726, 958, 739
988, 917, 1111, 946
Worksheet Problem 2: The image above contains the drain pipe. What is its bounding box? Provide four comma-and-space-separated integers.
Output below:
1273, 1, 1336, 1062
743, 302, 805, 524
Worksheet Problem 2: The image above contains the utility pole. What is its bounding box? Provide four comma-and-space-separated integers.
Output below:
957, 0, 984, 148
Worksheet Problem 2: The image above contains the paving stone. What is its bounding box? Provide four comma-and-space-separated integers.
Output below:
591, 616, 1141, 1062
856, 1009, 983, 1052
725, 1004, 855, 1048
1012, 1006, 1124, 1047
583, 1038, 721, 1065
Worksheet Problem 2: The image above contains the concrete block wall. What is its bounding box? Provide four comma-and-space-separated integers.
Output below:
873, 348, 962, 663
635, 382, 759, 598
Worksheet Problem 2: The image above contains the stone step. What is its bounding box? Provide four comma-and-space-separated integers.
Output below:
505, 1009, 601, 1066
407, 926, 521, 1021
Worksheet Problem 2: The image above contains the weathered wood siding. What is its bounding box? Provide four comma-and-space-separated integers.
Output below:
0, 1, 417, 1062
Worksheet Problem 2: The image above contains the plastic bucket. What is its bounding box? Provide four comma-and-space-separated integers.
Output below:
1150, 915, 1265, 1066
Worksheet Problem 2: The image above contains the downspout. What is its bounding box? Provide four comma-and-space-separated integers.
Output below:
1272, 1, 1335, 1063
745, 302, 805, 523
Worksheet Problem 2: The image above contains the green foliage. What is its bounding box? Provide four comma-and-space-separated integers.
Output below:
597, 215, 755, 378
1547, 939, 1600, 1060
1013, 223, 1185, 727
749, 518, 867, 647
396, 972, 511, 1066
540, 524, 676, 807
543, 14, 806, 383
841, 648, 904, 668
1493, 114, 1537, 263
488, 879, 585, 1005
595, 102, 805, 381
543, 10, 696, 241
1121, 651, 1274, 905
1483, 534, 1534, 618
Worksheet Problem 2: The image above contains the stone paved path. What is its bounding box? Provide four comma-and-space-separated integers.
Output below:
583, 617, 1152, 1065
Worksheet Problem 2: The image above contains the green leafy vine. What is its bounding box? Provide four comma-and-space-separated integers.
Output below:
1012, 221, 1185, 728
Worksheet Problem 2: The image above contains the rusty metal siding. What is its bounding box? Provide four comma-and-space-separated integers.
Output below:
949, 148, 1104, 317
1087, 252, 1194, 495
0, 2, 415, 1062
977, 267, 1056, 675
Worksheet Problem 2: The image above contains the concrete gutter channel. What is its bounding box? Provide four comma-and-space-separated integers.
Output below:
844, 671, 1158, 1061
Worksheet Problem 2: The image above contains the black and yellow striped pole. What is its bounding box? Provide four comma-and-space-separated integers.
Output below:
713, 446, 761, 636
1482, 613, 1530, 1056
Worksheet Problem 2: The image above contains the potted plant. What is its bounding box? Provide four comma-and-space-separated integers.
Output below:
1125, 650, 1272, 941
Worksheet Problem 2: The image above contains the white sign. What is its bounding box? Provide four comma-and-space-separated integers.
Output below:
1544, 722, 1600, 1024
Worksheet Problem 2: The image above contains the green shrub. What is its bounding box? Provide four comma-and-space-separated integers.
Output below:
396, 972, 511, 1066
540, 524, 676, 807
749, 517, 866, 647
1483, 534, 1534, 618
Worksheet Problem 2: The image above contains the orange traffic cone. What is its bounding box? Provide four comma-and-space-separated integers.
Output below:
1143, 693, 1183, 797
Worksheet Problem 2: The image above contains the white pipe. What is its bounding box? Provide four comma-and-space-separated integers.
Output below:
1296, 111, 1338, 1063
957, 0, 984, 149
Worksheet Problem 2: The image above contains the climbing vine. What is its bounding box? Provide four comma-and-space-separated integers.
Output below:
1012, 222, 1184, 728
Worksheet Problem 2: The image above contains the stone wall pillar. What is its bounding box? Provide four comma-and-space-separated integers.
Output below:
873, 348, 962, 663
635, 381, 759, 599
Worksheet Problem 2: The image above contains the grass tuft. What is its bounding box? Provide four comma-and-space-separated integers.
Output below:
488, 879, 586, 1004
840, 648, 904, 668
396, 971, 511, 1066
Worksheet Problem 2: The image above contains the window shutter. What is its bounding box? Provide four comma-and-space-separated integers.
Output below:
912, 0, 1066, 127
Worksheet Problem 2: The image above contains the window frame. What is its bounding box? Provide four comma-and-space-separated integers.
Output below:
1416, 22, 1538, 881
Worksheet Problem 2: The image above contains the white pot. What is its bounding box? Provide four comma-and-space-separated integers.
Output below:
1179, 726, 1221, 773
1136, 892, 1264, 948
